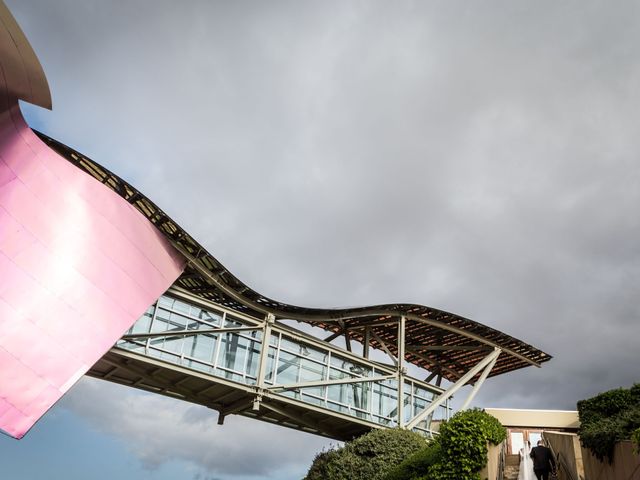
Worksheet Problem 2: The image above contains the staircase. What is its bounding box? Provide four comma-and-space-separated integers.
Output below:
504, 454, 520, 480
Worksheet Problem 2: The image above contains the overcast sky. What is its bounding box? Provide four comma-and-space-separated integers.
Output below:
2, 1, 639, 479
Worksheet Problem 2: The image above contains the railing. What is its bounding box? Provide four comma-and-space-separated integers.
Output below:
497, 440, 507, 480
117, 288, 452, 434
544, 434, 581, 480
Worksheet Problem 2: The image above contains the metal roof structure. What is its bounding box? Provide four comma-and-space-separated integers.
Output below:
37, 131, 552, 386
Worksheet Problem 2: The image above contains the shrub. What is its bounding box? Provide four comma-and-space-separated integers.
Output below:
304, 447, 342, 480
632, 427, 640, 454
304, 428, 427, 480
577, 388, 633, 425
305, 410, 506, 480
577, 384, 640, 463
383, 409, 506, 480
384, 440, 442, 480
428, 409, 506, 480
579, 417, 623, 463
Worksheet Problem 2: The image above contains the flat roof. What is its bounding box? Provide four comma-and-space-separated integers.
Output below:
38, 131, 553, 384
484, 408, 580, 430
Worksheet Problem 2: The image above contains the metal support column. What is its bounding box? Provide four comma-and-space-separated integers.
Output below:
397, 316, 406, 428
406, 348, 501, 430
363, 326, 371, 359
254, 312, 275, 410
459, 350, 500, 411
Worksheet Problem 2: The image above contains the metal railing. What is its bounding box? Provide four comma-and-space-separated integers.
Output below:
497, 440, 507, 480
543, 434, 581, 480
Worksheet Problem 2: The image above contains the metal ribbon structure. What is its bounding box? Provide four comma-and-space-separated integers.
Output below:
0, 2, 185, 439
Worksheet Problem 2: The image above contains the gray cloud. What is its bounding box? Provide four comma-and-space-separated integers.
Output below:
7, 0, 640, 476
60, 377, 328, 479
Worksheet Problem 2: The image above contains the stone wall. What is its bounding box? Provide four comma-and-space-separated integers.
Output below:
543, 431, 584, 480
581, 440, 640, 480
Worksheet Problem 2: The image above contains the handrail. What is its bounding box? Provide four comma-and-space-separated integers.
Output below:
544, 436, 581, 480
497, 440, 506, 480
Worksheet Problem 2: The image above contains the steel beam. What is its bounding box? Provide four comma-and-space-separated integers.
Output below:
256, 314, 275, 390
407, 344, 493, 352
406, 348, 462, 380
363, 327, 371, 359
267, 374, 396, 392
167, 262, 541, 369
406, 348, 501, 430
122, 326, 260, 340
370, 330, 398, 367
253, 313, 275, 411
397, 316, 406, 428
459, 351, 500, 411
323, 330, 342, 342
220, 397, 254, 416
260, 401, 342, 438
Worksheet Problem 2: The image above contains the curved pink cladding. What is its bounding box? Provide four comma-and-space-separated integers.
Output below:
0, 10, 185, 438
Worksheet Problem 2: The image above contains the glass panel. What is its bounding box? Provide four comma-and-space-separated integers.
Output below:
150, 316, 169, 333
372, 382, 397, 420
276, 351, 300, 385
264, 347, 277, 383
302, 393, 324, 407
173, 299, 191, 314
301, 344, 328, 363
299, 358, 325, 384
159, 350, 180, 363
188, 359, 213, 374
163, 336, 183, 355
245, 340, 261, 378
224, 315, 243, 328
329, 367, 351, 381
187, 334, 216, 362
168, 311, 188, 329
404, 391, 412, 423
158, 296, 174, 308
222, 333, 246, 373
131, 311, 152, 334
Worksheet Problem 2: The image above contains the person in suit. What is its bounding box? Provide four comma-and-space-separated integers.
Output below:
529, 439, 557, 480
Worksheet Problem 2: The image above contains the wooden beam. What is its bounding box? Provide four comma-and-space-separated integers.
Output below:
407, 344, 493, 352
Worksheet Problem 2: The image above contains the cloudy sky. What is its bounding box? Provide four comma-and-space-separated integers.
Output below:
2, 0, 639, 478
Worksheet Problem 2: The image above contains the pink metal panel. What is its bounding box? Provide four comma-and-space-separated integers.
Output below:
0, 4, 186, 439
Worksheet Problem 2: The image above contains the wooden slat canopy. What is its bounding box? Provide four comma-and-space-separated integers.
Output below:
36, 131, 552, 384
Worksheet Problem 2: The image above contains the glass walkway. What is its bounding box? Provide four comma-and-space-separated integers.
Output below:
107, 289, 451, 438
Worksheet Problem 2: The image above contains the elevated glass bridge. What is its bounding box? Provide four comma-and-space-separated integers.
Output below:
89, 288, 452, 440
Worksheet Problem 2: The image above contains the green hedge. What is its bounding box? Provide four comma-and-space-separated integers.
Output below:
384, 440, 442, 480
632, 427, 640, 454
384, 409, 506, 480
577, 383, 640, 463
304, 428, 427, 480
305, 409, 506, 480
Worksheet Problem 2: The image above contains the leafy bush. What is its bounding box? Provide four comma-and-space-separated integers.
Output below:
427, 409, 507, 480
384, 409, 506, 480
579, 417, 624, 462
305, 410, 506, 480
384, 440, 442, 480
577, 384, 640, 463
632, 427, 640, 454
577, 388, 633, 425
304, 428, 427, 480
304, 447, 342, 480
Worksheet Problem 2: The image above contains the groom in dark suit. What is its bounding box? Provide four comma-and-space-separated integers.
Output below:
530, 439, 557, 480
